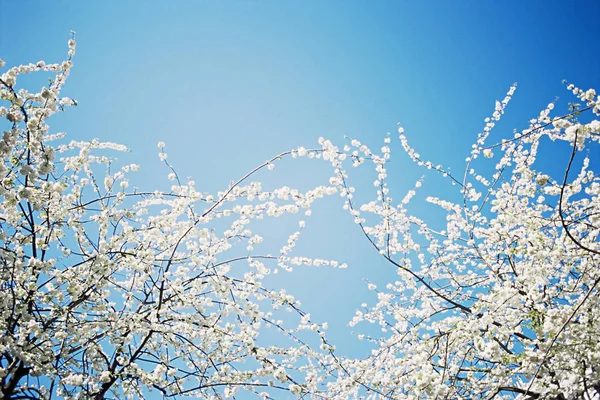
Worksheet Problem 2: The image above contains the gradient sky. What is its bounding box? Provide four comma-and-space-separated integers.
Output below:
2, 0, 600, 387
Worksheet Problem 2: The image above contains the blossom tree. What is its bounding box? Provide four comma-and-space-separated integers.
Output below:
2, 37, 600, 400
313, 83, 600, 398
0, 37, 354, 399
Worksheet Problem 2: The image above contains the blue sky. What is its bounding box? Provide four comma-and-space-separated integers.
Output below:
2, 0, 600, 366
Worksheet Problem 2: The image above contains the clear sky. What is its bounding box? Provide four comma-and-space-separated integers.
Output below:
2, 0, 600, 375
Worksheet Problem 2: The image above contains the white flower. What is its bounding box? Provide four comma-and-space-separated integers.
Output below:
536, 175, 549, 186
483, 149, 493, 158
153, 364, 167, 377
274, 368, 288, 382
59, 97, 76, 106
565, 124, 581, 141
289, 383, 302, 395
63, 373, 85, 386
100, 371, 111, 383
588, 120, 600, 133
584, 88, 596, 101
